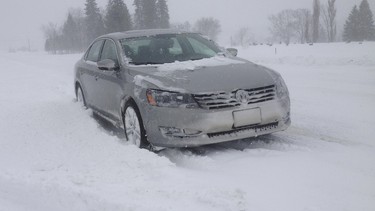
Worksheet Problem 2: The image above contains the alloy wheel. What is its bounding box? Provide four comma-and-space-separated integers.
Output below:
124, 106, 142, 147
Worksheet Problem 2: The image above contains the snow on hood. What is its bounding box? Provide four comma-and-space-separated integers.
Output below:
129, 56, 246, 72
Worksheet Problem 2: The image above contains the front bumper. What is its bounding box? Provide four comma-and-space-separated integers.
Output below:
141, 98, 291, 148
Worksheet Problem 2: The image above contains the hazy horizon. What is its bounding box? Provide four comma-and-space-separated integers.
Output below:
0, 0, 374, 51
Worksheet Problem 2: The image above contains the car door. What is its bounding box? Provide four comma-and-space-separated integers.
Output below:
80, 39, 105, 107
94, 39, 125, 120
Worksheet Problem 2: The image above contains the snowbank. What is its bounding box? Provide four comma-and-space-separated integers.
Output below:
238, 42, 375, 66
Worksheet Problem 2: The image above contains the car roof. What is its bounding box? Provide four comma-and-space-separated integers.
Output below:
99, 29, 192, 40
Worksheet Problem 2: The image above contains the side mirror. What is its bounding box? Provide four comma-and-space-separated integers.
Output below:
226, 48, 238, 57
98, 59, 119, 71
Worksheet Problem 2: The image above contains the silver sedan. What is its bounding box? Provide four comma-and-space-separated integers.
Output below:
74, 29, 291, 149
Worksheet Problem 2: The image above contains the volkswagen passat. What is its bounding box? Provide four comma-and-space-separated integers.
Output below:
74, 29, 291, 149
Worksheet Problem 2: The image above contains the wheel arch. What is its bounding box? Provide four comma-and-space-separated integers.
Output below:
121, 96, 151, 148
74, 81, 81, 94
120, 96, 140, 119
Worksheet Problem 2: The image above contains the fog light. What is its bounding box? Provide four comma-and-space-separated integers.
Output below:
159, 127, 202, 137
160, 127, 182, 136
183, 129, 202, 135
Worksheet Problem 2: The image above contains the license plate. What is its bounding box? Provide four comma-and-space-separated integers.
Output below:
233, 108, 262, 128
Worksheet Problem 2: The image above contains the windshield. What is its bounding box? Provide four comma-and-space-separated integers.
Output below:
120, 33, 222, 65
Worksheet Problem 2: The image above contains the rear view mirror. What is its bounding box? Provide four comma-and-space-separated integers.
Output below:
98, 59, 119, 71
226, 48, 238, 57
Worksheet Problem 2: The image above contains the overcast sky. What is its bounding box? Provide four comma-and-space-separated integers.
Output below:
0, 0, 373, 50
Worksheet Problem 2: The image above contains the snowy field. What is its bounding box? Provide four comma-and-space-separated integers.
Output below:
0, 42, 375, 211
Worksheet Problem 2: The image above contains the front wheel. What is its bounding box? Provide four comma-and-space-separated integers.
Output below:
123, 102, 148, 148
76, 85, 87, 108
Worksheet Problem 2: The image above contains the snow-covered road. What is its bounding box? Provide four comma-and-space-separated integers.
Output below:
0, 42, 374, 211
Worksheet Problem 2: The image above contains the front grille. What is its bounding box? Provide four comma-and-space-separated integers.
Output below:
193, 85, 276, 110
207, 122, 279, 138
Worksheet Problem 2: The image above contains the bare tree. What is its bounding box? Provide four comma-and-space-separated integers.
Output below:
269, 9, 298, 45
233, 27, 254, 46
322, 0, 337, 42
42, 23, 60, 54
293, 9, 311, 43
312, 0, 321, 42
304, 10, 312, 43
193, 17, 221, 41
171, 21, 191, 32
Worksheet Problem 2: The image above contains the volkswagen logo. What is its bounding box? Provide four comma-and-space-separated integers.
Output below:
236, 90, 249, 104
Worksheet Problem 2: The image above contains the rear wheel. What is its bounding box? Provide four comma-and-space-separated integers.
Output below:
123, 102, 148, 148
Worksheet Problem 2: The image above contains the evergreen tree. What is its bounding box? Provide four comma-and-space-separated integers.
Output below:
358, 0, 375, 40
70, 8, 87, 51
143, 0, 158, 29
133, 0, 144, 29
44, 39, 51, 52
312, 0, 321, 42
134, 0, 158, 29
156, 0, 170, 28
85, 0, 106, 44
343, 6, 361, 41
62, 13, 79, 52
42, 23, 60, 54
105, 0, 132, 33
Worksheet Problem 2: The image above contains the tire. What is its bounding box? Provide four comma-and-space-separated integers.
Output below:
76, 85, 87, 108
123, 101, 149, 148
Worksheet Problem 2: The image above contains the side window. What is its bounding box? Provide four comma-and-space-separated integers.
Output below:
187, 37, 217, 57
86, 40, 104, 62
100, 40, 119, 63
169, 38, 183, 56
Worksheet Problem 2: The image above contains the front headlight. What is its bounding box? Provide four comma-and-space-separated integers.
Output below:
146, 89, 199, 108
275, 77, 289, 98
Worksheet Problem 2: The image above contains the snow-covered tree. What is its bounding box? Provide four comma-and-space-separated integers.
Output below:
358, 0, 375, 41
85, 0, 106, 44
156, 0, 170, 28
105, 0, 132, 33
343, 6, 361, 41
194, 17, 221, 41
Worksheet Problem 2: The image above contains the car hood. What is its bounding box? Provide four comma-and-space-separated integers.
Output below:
128, 56, 278, 93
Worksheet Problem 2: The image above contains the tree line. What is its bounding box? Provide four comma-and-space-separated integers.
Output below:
43, 0, 224, 54
43, 0, 170, 54
343, 0, 375, 41
268, 0, 374, 45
